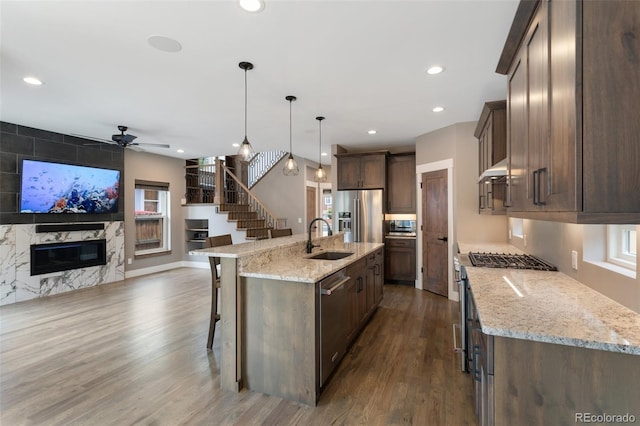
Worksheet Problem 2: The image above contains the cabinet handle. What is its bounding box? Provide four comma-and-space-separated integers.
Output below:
472, 344, 481, 382
479, 195, 485, 210
537, 167, 546, 205
532, 169, 539, 205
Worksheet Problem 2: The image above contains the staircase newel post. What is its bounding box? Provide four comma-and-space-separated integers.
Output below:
214, 158, 224, 205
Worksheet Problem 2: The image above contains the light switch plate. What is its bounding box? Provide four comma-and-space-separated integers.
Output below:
571, 250, 578, 270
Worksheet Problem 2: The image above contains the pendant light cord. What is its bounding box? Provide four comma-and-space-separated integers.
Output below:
318, 119, 322, 164
244, 68, 248, 138
289, 99, 293, 153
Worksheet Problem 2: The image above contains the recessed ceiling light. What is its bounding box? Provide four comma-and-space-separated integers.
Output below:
23, 76, 43, 85
321, 152, 328, 157
239, 0, 265, 13
177, 149, 184, 153
232, 143, 240, 148
432, 106, 445, 113
147, 35, 182, 53
426, 65, 444, 75
368, 130, 377, 135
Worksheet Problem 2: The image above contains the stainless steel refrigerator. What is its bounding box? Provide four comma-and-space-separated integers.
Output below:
334, 190, 384, 243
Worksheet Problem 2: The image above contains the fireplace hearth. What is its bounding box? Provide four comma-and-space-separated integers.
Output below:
31, 239, 107, 276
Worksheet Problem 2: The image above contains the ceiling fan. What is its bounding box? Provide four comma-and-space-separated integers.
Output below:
72, 125, 170, 149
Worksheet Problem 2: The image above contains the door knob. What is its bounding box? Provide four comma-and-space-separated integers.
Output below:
437, 237, 448, 242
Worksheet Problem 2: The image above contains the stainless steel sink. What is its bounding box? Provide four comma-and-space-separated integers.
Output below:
308, 251, 353, 260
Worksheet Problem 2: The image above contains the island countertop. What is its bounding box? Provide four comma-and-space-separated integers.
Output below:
191, 233, 384, 283
458, 242, 640, 355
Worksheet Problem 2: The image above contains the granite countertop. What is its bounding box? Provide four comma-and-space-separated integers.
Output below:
240, 241, 384, 283
190, 232, 384, 283
458, 242, 640, 355
190, 233, 311, 258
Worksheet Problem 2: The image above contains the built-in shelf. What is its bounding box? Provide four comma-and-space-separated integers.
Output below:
185, 219, 209, 252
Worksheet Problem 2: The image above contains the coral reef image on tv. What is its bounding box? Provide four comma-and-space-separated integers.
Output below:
20, 159, 120, 213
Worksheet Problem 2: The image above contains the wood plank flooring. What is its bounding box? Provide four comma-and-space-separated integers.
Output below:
0, 268, 475, 425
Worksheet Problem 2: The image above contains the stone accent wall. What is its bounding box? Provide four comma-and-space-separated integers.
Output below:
0, 221, 124, 305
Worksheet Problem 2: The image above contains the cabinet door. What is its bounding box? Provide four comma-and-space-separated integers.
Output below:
546, 0, 578, 211
356, 275, 368, 323
345, 277, 358, 344
507, 53, 529, 212
384, 241, 416, 282
337, 156, 362, 190
374, 249, 384, 304
387, 155, 416, 213
361, 155, 386, 189
526, 0, 550, 209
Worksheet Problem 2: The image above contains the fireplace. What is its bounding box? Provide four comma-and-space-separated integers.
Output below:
31, 239, 107, 276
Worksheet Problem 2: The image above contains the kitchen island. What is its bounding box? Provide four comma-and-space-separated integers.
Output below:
458, 242, 640, 425
191, 233, 384, 405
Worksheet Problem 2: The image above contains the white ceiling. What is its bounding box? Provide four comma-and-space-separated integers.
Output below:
0, 0, 518, 164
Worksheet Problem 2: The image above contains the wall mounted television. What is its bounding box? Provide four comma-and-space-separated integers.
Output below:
20, 159, 120, 214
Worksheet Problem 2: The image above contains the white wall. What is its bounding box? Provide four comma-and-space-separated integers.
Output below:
509, 219, 640, 313
124, 150, 186, 272
415, 122, 508, 299
416, 122, 508, 246
252, 155, 331, 235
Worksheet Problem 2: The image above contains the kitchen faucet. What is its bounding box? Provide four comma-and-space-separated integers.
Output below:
307, 217, 333, 253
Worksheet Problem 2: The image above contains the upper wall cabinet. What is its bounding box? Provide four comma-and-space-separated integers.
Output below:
386, 153, 416, 213
497, 0, 640, 223
475, 101, 507, 215
336, 152, 387, 190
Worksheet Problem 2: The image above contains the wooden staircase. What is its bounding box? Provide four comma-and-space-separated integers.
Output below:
185, 158, 285, 241
219, 203, 272, 240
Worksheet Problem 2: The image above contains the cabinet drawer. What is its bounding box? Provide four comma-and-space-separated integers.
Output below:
385, 238, 416, 248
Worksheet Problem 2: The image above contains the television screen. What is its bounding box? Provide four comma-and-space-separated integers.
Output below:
20, 159, 120, 214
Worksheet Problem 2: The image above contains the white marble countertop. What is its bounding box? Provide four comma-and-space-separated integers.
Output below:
458, 242, 640, 355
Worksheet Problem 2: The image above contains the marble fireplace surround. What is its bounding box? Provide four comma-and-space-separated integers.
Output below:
0, 222, 125, 306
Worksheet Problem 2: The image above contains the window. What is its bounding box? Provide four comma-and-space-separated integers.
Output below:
607, 225, 637, 270
134, 180, 170, 256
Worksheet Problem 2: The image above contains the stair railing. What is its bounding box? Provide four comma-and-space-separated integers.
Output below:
221, 163, 281, 229
247, 151, 287, 188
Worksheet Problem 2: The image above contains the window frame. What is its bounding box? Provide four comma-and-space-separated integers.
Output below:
606, 224, 637, 271
134, 181, 171, 256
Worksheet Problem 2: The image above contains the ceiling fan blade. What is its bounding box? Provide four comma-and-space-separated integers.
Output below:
137, 142, 171, 148
69, 133, 115, 144
122, 134, 138, 143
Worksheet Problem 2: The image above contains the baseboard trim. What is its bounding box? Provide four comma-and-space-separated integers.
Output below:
124, 261, 208, 279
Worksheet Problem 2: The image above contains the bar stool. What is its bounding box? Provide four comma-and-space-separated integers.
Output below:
269, 228, 292, 238
204, 234, 232, 349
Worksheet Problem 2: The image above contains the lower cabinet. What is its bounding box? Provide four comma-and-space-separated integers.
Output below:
345, 249, 384, 345
384, 238, 416, 283
469, 286, 639, 425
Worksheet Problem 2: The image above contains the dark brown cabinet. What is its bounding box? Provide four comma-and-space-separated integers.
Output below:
475, 101, 507, 215
499, 0, 640, 223
384, 238, 416, 283
386, 154, 416, 213
336, 152, 386, 190
345, 250, 383, 345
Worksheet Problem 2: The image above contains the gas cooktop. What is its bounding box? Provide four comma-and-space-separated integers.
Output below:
468, 252, 557, 271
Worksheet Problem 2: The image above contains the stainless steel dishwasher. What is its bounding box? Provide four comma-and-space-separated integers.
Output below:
319, 269, 349, 386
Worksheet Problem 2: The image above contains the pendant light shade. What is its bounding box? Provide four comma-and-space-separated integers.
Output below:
314, 116, 327, 183
237, 61, 255, 162
283, 95, 299, 176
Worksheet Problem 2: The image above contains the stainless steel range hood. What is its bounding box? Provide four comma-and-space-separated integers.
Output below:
477, 159, 507, 183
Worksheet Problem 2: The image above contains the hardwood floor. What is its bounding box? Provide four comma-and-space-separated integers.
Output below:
0, 268, 475, 425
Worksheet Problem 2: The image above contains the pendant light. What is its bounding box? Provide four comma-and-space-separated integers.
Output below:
314, 116, 327, 182
237, 61, 255, 162
283, 95, 299, 176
